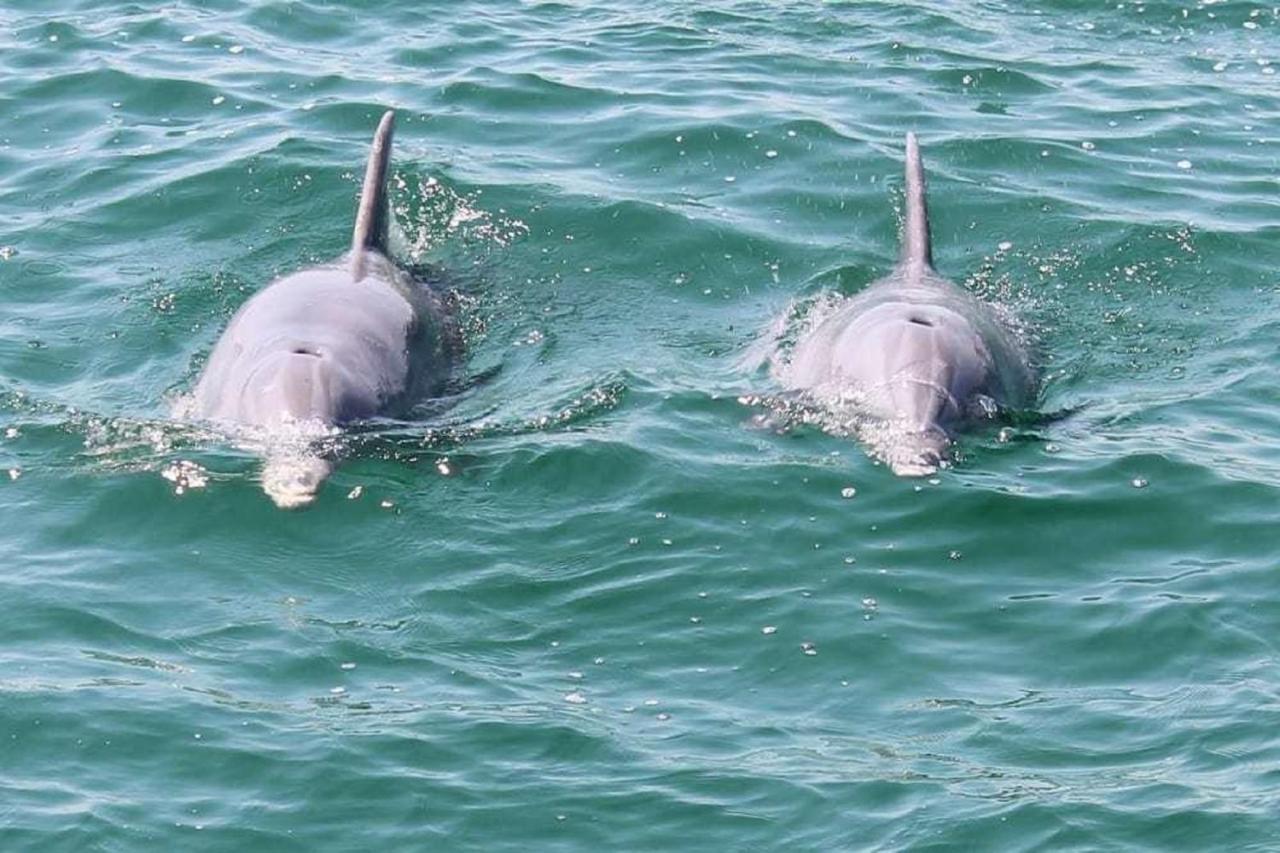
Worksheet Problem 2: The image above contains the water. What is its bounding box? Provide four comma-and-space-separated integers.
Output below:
1, 1, 1278, 849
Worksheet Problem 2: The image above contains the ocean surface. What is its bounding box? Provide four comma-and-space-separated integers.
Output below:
1, 1, 1278, 849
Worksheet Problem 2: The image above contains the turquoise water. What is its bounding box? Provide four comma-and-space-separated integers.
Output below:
2, 0, 1279, 848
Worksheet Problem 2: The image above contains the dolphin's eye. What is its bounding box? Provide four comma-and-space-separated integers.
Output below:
291, 346, 322, 357
907, 316, 933, 327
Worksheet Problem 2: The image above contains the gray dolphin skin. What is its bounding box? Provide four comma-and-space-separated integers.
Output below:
186, 110, 450, 507
781, 134, 1032, 475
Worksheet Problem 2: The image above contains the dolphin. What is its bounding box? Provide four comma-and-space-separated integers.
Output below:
779, 134, 1032, 475
184, 110, 451, 507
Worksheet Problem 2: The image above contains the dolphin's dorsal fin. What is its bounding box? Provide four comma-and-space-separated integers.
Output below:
900, 132, 933, 271
350, 109, 396, 280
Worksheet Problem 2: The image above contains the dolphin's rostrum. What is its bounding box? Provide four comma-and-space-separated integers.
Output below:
779, 133, 1033, 474
184, 110, 451, 506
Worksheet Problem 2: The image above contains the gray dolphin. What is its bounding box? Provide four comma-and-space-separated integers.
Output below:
184, 110, 451, 506
780, 134, 1032, 475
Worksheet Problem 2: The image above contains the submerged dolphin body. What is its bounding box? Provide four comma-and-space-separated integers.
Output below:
186, 110, 450, 506
781, 134, 1032, 475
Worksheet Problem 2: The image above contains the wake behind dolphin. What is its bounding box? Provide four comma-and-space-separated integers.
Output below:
774, 134, 1033, 475
181, 110, 453, 507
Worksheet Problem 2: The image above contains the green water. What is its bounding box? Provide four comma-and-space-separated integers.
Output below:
2, 1, 1279, 849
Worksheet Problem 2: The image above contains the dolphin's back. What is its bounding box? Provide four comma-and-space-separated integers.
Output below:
190, 108, 446, 431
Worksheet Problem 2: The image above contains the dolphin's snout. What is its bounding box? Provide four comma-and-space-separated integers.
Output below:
261, 455, 333, 509
883, 427, 950, 477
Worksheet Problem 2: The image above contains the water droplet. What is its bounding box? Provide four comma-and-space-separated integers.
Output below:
1131, 478, 1148, 489
800, 641, 817, 656
765, 149, 778, 158
340, 662, 356, 670
949, 550, 963, 560
1081, 141, 1096, 151
329, 686, 346, 695
656, 712, 671, 721
997, 241, 1013, 251
564, 692, 586, 704
761, 625, 777, 635
161, 460, 208, 494
724, 175, 736, 183
228, 45, 244, 54
7, 469, 21, 481
840, 486, 857, 499
181, 34, 196, 43
1177, 159, 1192, 169
0, 246, 17, 260
347, 486, 363, 500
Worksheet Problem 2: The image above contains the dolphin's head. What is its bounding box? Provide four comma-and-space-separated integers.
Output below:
816, 302, 995, 476
237, 348, 342, 427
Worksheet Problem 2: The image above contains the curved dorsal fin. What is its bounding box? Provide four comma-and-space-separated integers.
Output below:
900, 132, 933, 271
350, 109, 396, 280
